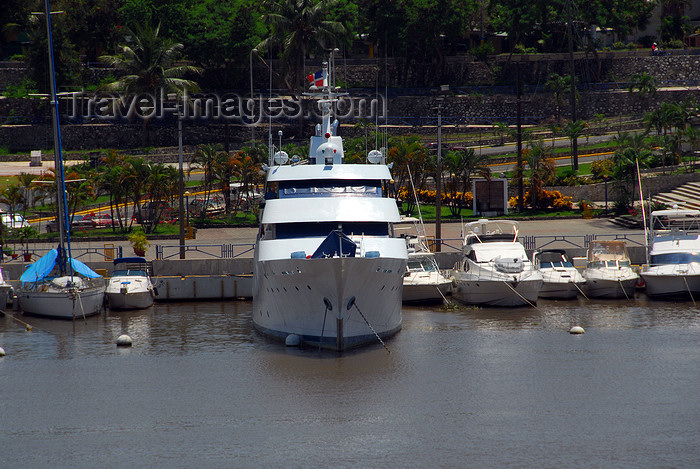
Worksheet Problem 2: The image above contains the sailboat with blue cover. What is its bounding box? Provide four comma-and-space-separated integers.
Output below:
16, 0, 105, 319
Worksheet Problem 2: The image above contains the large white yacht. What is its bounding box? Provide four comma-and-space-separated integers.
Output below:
641, 207, 700, 299
252, 58, 407, 351
449, 219, 542, 307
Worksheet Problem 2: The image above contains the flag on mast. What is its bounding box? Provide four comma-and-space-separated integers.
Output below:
306, 70, 326, 87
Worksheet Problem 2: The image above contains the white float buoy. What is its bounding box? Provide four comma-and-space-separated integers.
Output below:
569, 326, 585, 334
285, 334, 301, 346
116, 334, 133, 347
0, 346, 5, 356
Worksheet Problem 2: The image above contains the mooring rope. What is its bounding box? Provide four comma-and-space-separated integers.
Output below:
619, 279, 631, 301
573, 281, 590, 301
0, 310, 33, 331
347, 297, 391, 354
501, 280, 538, 309
319, 297, 332, 353
683, 277, 696, 307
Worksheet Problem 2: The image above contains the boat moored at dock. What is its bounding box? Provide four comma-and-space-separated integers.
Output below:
449, 219, 542, 307
252, 56, 407, 351
641, 207, 700, 299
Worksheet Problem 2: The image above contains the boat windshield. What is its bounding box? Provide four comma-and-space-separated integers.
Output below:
407, 258, 437, 272
588, 260, 631, 268
539, 261, 573, 268
279, 180, 382, 198
113, 269, 147, 277
275, 221, 389, 239
650, 252, 700, 265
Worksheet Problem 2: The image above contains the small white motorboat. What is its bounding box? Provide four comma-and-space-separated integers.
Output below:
0, 266, 13, 309
533, 249, 586, 299
106, 257, 156, 310
582, 240, 638, 299
403, 247, 452, 304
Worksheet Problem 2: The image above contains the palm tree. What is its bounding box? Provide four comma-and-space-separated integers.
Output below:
443, 147, 490, 216
562, 120, 587, 170
545, 73, 571, 123
492, 121, 509, 146
524, 139, 556, 209
258, 0, 346, 136
628, 72, 657, 111
547, 123, 560, 149
99, 23, 202, 146
16, 172, 36, 210
386, 135, 429, 194
258, 0, 346, 92
190, 144, 225, 219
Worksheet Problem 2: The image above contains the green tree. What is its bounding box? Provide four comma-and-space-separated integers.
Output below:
562, 119, 587, 169
443, 147, 490, 216
258, 0, 345, 92
189, 144, 225, 219
545, 73, 573, 123
99, 23, 202, 145
523, 139, 556, 209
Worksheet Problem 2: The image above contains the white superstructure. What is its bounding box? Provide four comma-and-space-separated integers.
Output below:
252, 58, 407, 351
641, 207, 700, 299
449, 219, 542, 307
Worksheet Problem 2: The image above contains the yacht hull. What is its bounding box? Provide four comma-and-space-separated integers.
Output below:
450, 271, 542, 307
253, 256, 404, 351
18, 286, 105, 319
641, 268, 700, 299
106, 276, 155, 310
583, 275, 637, 299
539, 280, 584, 299
403, 272, 451, 303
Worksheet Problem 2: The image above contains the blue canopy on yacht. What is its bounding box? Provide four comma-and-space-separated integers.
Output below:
20, 248, 102, 283
311, 230, 357, 259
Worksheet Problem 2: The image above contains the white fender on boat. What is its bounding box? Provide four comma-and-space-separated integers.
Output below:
116, 334, 133, 347
285, 334, 301, 346
0, 346, 5, 356
569, 326, 585, 334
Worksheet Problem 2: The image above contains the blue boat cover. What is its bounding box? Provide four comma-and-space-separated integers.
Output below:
113, 257, 147, 265
310, 230, 357, 259
20, 248, 102, 283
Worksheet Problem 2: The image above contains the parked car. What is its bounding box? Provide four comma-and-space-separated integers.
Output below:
89, 213, 118, 228
0, 212, 30, 229
46, 215, 95, 233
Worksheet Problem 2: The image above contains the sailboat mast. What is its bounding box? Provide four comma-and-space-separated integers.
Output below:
44, 0, 71, 274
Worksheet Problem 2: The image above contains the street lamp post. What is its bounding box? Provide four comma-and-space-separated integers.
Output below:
185, 191, 190, 226
435, 97, 443, 253
178, 105, 185, 259
250, 48, 258, 147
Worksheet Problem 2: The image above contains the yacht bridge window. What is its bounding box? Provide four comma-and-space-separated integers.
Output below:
279, 180, 382, 198
275, 221, 389, 239
650, 252, 700, 265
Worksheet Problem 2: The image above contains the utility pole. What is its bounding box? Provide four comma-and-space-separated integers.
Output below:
516, 63, 524, 213
178, 105, 185, 259
567, 0, 579, 170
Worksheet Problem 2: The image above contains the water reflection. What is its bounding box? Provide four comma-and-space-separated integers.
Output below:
1, 295, 699, 361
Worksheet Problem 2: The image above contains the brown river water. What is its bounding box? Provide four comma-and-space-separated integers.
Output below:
1, 296, 698, 468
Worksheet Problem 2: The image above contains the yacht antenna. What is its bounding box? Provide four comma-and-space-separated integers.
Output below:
268, 48, 273, 166
636, 158, 649, 265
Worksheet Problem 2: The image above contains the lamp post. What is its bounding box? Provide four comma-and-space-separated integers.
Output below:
435, 97, 443, 252
178, 104, 185, 259
185, 191, 190, 226
604, 176, 608, 214
250, 48, 258, 147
